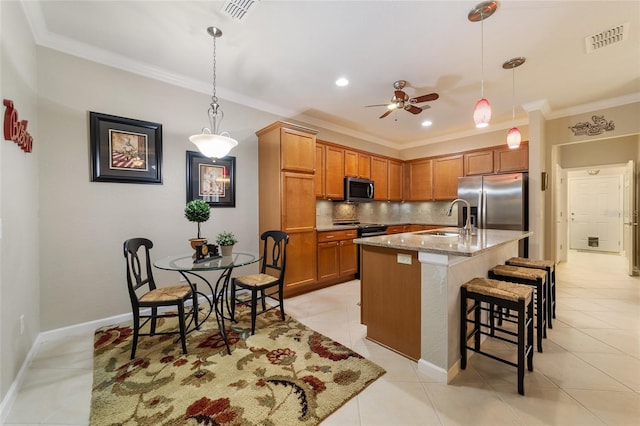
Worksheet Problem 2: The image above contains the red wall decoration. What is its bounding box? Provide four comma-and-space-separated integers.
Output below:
3, 99, 33, 153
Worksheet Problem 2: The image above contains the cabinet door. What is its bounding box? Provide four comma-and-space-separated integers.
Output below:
495, 143, 529, 173
317, 241, 339, 281
464, 149, 494, 175
370, 156, 388, 201
406, 159, 433, 201
284, 231, 317, 294
433, 155, 463, 200
339, 239, 358, 275
358, 153, 371, 179
280, 128, 315, 173
315, 143, 325, 198
388, 160, 403, 201
282, 172, 315, 232
344, 150, 358, 177
325, 145, 345, 199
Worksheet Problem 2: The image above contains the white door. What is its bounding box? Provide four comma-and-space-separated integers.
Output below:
555, 164, 568, 263
569, 175, 621, 252
623, 160, 637, 275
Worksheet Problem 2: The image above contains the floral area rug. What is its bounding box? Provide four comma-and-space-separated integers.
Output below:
90, 306, 385, 425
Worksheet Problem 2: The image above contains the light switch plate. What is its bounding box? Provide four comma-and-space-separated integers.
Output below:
397, 253, 412, 265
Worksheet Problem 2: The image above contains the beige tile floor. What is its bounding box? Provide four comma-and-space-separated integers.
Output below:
4, 250, 639, 425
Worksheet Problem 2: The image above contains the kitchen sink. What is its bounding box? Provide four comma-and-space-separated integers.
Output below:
415, 229, 460, 238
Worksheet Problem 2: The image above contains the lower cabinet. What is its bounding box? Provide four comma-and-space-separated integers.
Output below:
317, 229, 358, 281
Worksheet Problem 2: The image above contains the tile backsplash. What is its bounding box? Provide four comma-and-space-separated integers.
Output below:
316, 200, 458, 226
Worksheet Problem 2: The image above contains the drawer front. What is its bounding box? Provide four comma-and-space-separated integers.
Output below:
317, 229, 357, 243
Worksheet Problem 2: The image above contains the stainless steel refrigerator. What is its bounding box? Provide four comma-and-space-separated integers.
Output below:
457, 172, 529, 255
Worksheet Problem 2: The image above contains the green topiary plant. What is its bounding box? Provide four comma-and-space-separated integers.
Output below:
215, 231, 238, 246
184, 199, 211, 239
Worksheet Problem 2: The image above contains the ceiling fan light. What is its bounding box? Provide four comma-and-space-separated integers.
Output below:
189, 131, 238, 158
506, 127, 521, 149
473, 98, 491, 128
387, 104, 397, 110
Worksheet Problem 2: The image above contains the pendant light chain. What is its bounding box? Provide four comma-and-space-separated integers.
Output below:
511, 66, 516, 123
211, 32, 217, 105
480, 9, 485, 99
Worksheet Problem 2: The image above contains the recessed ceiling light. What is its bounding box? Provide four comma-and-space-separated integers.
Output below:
421, 120, 433, 127
335, 77, 349, 87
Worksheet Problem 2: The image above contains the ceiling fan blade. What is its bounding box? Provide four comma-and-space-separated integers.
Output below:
379, 109, 393, 119
410, 93, 440, 104
364, 103, 391, 108
404, 105, 422, 115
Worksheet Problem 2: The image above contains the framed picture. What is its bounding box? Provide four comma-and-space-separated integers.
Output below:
89, 112, 163, 184
186, 151, 236, 207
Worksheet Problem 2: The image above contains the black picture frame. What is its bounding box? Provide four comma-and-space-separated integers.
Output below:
186, 151, 236, 207
89, 112, 163, 184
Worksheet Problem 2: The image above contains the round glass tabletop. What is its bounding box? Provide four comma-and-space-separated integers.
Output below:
154, 251, 259, 272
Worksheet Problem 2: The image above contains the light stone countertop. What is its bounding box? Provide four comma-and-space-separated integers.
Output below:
354, 227, 532, 257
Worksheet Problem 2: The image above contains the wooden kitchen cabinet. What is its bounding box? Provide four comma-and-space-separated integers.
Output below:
386, 225, 405, 234
256, 121, 318, 297
325, 145, 345, 199
316, 142, 344, 199
345, 150, 371, 178
433, 154, 463, 200
317, 229, 358, 281
464, 149, 494, 175
495, 142, 529, 173
405, 158, 433, 201
370, 156, 388, 200
388, 159, 403, 201
315, 143, 325, 198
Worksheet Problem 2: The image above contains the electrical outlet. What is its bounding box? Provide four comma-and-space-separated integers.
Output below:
397, 253, 412, 265
19, 314, 25, 335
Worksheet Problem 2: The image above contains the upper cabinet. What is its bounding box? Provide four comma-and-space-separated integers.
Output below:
495, 142, 529, 173
464, 142, 529, 176
388, 159, 403, 201
316, 141, 345, 200
370, 156, 388, 201
345, 150, 371, 178
315, 143, 325, 198
280, 126, 316, 173
405, 158, 433, 201
432, 155, 464, 200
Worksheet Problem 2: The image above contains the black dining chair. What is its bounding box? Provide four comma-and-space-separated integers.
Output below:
231, 230, 289, 334
123, 238, 196, 359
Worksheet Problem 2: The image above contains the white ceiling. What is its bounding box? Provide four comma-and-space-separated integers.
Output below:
21, 0, 640, 149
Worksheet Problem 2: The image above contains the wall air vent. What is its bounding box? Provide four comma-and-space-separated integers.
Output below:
585, 22, 629, 53
221, 0, 259, 21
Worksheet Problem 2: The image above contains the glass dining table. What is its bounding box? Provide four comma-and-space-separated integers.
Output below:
153, 251, 260, 354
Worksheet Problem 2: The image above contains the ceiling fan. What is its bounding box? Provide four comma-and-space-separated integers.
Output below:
365, 80, 439, 119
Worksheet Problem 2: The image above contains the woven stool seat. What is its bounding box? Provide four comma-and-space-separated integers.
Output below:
506, 257, 557, 327
462, 277, 533, 303
460, 277, 534, 395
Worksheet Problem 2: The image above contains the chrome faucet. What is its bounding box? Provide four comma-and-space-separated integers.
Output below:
447, 198, 472, 236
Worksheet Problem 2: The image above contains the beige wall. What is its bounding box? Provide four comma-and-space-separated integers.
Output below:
1, 0, 40, 400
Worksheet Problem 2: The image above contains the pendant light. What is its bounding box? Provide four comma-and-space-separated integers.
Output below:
503, 57, 526, 149
468, 1, 498, 128
189, 27, 238, 159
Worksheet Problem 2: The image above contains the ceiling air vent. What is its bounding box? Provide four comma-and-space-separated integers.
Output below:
221, 0, 259, 21
585, 22, 629, 53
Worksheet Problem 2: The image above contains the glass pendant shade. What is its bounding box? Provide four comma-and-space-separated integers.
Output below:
507, 127, 521, 149
189, 130, 238, 158
473, 98, 491, 128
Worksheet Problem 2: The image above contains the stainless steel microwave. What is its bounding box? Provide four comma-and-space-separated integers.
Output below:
344, 177, 374, 202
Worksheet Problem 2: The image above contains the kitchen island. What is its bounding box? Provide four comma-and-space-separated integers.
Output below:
354, 227, 532, 383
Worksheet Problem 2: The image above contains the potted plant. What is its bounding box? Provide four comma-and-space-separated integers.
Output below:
184, 199, 210, 249
215, 231, 238, 256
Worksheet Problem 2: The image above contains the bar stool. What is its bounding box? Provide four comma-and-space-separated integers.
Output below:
460, 277, 534, 396
489, 264, 547, 352
506, 257, 556, 328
